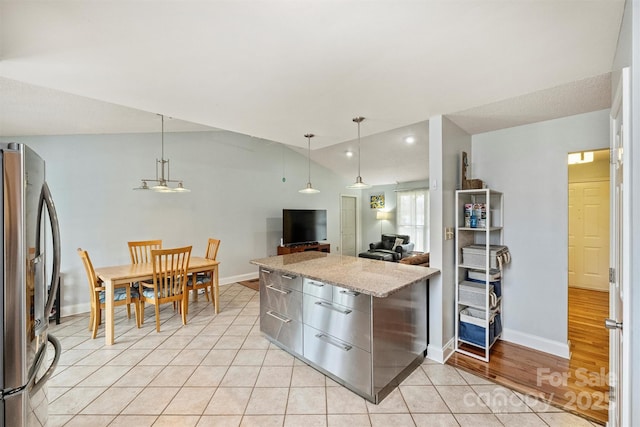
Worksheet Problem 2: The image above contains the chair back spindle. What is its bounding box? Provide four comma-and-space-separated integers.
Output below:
128, 239, 162, 264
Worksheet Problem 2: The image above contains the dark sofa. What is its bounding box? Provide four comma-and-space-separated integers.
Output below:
359, 234, 415, 261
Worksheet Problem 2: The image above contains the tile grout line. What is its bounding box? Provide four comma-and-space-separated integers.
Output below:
48, 284, 598, 427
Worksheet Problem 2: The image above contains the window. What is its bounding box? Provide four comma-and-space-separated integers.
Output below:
396, 189, 429, 252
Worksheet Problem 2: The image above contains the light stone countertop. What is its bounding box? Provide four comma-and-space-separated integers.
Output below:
250, 252, 440, 298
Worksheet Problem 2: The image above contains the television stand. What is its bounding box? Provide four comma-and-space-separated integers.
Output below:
277, 243, 330, 255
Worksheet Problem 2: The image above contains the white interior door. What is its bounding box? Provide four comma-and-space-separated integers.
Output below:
340, 195, 357, 256
568, 180, 610, 290
608, 67, 630, 427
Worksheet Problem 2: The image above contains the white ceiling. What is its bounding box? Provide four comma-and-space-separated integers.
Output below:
0, 1, 625, 184
0, 77, 216, 135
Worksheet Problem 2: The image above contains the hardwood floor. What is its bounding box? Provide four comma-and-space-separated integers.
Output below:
448, 287, 609, 425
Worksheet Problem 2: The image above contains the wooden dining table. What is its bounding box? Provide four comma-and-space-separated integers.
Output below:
95, 256, 220, 345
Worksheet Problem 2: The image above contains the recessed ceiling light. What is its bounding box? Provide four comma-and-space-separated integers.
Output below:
345, 150, 354, 158
404, 136, 416, 144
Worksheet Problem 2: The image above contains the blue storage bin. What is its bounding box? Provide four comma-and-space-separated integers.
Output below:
493, 312, 502, 338
459, 308, 496, 349
466, 269, 502, 298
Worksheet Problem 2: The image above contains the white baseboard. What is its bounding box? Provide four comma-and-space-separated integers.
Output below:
426, 337, 455, 364
61, 303, 91, 317
443, 337, 456, 362
502, 328, 570, 359
221, 272, 258, 285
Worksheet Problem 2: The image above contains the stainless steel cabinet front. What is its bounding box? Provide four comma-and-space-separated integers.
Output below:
303, 294, 371, 352
303, 324, 372, 396
332, 286, 371, 313
302, 277, 333, 301
260, 308, 303, 355
260, 281, 303, 322
259, 268, 302, 292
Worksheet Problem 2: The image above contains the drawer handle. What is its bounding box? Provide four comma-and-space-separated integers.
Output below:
266, 285, 291, 295
307, 281, 324, 287
266, 310, 292, 323
282, 274, 297, 280
260, 269, 271, 274
339, 290, 360, 297
315, 333, 352, 352
314, 301, 352, 315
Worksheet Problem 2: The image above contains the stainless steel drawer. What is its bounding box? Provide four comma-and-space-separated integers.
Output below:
303, 324, 372, 396
303, 294, 371, 352
260, 308, 303, 355
259, 268, 302, 292
260, 281, 302, 321
332, 286, 371, 314
303, 277, 332, 300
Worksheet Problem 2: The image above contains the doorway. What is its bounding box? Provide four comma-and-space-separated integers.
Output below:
340, 195, 357, 256
567, 148, 610, 418
568, 149, 610, 291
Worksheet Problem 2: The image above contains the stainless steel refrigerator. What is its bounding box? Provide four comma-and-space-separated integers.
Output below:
1, 143, 61, 427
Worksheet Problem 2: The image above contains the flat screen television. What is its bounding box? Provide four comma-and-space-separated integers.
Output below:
283, 209, 327, 245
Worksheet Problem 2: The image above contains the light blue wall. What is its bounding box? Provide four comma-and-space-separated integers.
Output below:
427, 115, 471, 362
358, 180, 429, 251
472, 109, 610, 356
3, 130, 356, 315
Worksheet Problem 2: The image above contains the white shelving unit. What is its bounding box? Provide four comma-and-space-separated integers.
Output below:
454, 188, 505, 362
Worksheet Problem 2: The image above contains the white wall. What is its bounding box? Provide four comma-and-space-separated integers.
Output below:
359, 180, 429, 251
4, 130, 356, 315
472, 109, 610, 357
427, 115, 471, 362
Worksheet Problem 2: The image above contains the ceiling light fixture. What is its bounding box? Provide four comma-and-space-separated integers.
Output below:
346, 116, 371, 189
567, 151, 594, 165
345, 150, 354, 158
299, 133, 320, 194
404, 136, 416, 144
134, 114, 190, 193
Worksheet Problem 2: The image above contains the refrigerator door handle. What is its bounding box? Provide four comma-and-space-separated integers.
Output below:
0, 334, 61, 401
36, 182, 61, 319
32, 334, 62, 395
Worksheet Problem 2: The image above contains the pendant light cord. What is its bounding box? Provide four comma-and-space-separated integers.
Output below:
353, 116, 365, 178
357, 120, 361, 177
307, 134, 312, 183
161, 114, 165, 160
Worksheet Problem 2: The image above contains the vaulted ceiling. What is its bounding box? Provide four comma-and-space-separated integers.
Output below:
0, 1, 625, 184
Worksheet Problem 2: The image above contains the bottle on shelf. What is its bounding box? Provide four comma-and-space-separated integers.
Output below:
470, 213, 477, 228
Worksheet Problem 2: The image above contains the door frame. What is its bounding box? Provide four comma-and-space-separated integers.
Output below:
609, 66, 631, 427
567, 157, 610, 291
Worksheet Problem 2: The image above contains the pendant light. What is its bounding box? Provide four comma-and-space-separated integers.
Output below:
346, 116, 371, 189
134, 114, 190, 193
299, 133, 320, 194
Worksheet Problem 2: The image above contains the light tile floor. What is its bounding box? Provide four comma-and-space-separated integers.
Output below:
47, 284, 601, 427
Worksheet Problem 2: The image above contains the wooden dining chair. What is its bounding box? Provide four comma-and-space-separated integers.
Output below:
77, 248, 141, 339
186, 238, 220, 314
127, 239, 162, 318
128, 239, 162, 264
139, 246, 192, 332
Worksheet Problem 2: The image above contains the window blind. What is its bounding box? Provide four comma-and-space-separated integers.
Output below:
396, 189, 429, 252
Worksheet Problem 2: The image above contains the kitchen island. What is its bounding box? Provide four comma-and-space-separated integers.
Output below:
250, 251, 439, 403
